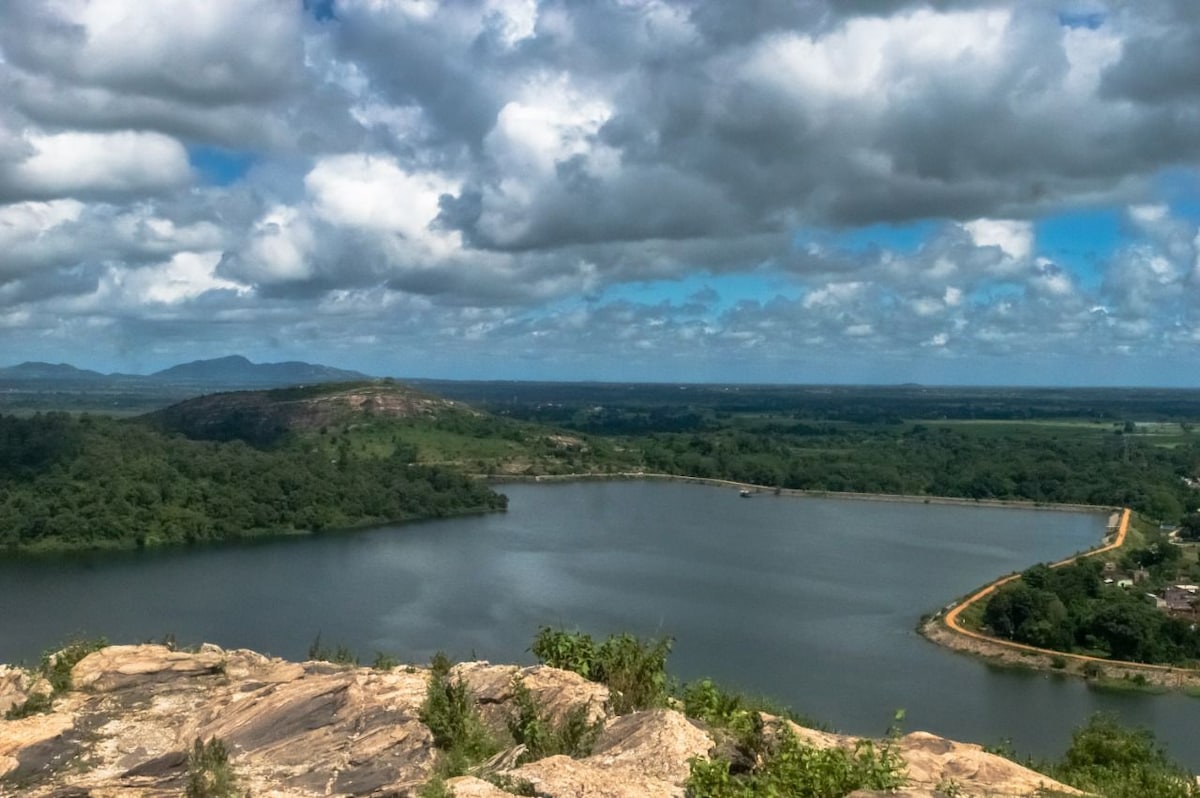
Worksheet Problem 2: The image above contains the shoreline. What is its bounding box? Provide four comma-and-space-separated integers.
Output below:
492, 474, 1200, 691
920, 508, 1200, 691
486, 471, 1115, 514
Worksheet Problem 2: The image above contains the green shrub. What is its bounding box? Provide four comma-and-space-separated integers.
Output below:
530, 627, 598, 679
682, 678, 762, 753
506, 676, 602, 763
4, 691, 54, 720
1044, 713, 1200, 798
416, 776, 455, 798
686, 723, 906, 798
595, 633, 672, 714
185, 736, 241, 798
307, 633, 358, 665
43, 637, 107, 694
484, 773, 539, 795
4, 637, 107, 718
419, 652, 501, 777
530, 627, 671, 714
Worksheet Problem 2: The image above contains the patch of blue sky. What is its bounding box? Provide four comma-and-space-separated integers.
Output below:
1057, 11, 1105, 30
304, 0, 336, 21
1035, 208, 1124, 289
1156, 168, 1200, 223
188, 146, 257, 186
792, 219, 941, 256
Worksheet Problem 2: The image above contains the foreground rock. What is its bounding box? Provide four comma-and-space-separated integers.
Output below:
0, 644, 1078, 797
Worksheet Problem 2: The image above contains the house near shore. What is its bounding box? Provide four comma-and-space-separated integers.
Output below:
1162, 585, 1198, 616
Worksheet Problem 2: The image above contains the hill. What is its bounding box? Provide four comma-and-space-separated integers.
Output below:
141, 380, 623, 476
144, 380, 467, 446
0, 355, 374, 415
149, 355, 367, 385
0, 362, 109, 381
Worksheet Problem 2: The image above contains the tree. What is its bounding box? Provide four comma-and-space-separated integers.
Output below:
1179, 513, 1200, 541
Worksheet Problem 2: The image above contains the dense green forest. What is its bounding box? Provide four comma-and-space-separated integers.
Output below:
6, 380, 1200, 553
408, 381, 1200, 519
0, 412, 506, 552
982, 534, 1200, 665
634, 424, 1197, 517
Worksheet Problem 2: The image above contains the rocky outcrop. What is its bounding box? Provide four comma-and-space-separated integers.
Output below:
146, 382, 470, 445
0, 644, 1080, 798
0, 666, 39, 717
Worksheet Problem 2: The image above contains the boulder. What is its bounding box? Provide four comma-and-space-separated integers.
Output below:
508, 709, 713, 798
71, 645, 226, 692
0, 665, 35, 716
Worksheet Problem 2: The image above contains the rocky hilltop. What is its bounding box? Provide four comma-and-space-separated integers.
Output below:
145, 381, 470, 445
0, 644, 1078, 798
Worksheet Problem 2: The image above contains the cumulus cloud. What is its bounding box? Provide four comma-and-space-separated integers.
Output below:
0, 131, 191, 202
1, 0, 303, 104
1, 0, 1199, 380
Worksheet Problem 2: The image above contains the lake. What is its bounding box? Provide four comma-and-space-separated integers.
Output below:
1, 480, 1196, 766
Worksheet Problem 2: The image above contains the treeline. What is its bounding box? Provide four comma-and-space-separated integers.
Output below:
415, 381, 1200, 424
636, 426, 1197, 518
982, 542, 1200, 665
0, 413, 506, 553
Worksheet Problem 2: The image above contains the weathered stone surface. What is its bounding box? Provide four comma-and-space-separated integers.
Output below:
0, 666, 33, 716
71, 645, 225, 692
895, 731, 1084, 797
780, 721, 1083, 798
513, 754, 687, 798
508, 710, 713, 798
589, 709, 712, 784
454, 661, 609, 727
0, 712, 76, 780
0, 644, 1084, 798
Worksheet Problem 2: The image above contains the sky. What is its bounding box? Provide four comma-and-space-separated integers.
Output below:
1, 1, 1199, 386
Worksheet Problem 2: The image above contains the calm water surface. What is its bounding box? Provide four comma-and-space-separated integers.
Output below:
1, 481, 1196, 766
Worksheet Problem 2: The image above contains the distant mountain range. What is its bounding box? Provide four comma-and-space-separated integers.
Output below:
0, 355, 370, 389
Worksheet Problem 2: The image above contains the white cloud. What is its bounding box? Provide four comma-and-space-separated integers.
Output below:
306, 153, 461, 255
742, 8, 1011, 111
123, 250, 245, 304
4, 0, 303, 103
225, 205, 317, 285
802, 281, 864, 309
963, 219, 1033, 260
0, 131, 189, 200
2, 0, 1200, 381
1129, 203, 1169, 224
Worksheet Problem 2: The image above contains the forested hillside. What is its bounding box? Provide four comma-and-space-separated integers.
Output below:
0, 413, 506, 552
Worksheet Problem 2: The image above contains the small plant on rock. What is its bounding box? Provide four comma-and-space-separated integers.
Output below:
506, 676, 602, 763
185, 736, 241, 798
306, 633, 358, 665
686, 722, 907, 798
419, 652, 501, 777
4, 636, 106, 719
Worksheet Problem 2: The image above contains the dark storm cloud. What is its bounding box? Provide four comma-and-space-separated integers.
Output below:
1101, 0, 1200, 103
